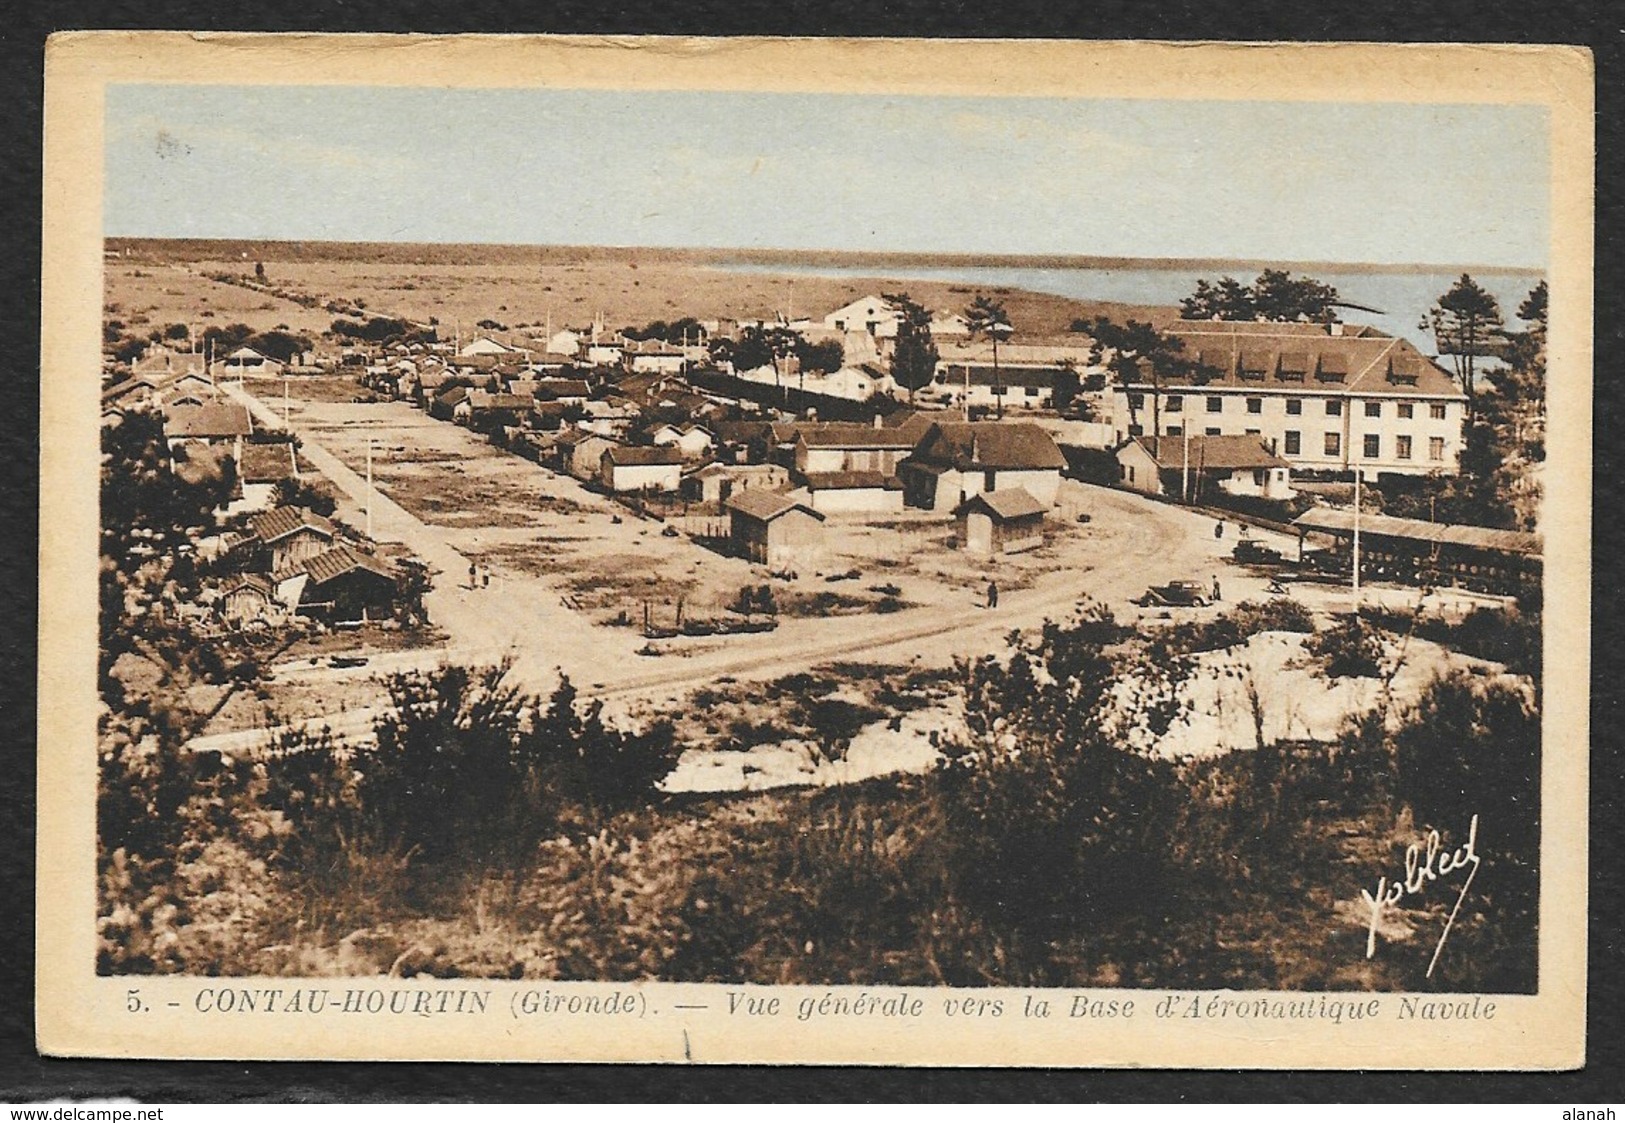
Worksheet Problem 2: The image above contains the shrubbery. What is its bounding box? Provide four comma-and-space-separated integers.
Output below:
1306, 615, 1387, 678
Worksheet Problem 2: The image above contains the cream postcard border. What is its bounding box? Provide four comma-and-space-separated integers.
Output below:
38, 33, 1594, 1068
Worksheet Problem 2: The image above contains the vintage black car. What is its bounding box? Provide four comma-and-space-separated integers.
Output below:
1134, 579, 1211, 608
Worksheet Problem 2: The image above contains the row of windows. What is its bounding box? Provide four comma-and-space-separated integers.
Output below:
1139, 394, 1449, 421
1166, 426, 1449, 461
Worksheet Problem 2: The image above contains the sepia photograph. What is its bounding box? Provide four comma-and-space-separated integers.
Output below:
38, 34, 1592, 1066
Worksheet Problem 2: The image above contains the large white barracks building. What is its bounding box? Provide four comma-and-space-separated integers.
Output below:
1106, 320, 1468, 477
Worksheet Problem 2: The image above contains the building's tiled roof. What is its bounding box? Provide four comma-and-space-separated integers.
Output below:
1132, 322, 1462, 399
910, 422, 1068, 471
302, 545, 395, 586
534, 379, 592, 399
101, 378, 156, 403
803, 470, 903, 491
250, 505, 336, 545
604, 445, 686, 467
960, 487, 1048, 521
712, 420, 775, 445
797, 422, 921, 450
1294, 508, 1542, 557
164, 402, 253, 439
726, 489, 825, 523
1132, 435, 1288, 472
467, 391, 532, 411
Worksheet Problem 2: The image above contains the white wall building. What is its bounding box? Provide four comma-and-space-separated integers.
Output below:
1105, 322, 1468, 477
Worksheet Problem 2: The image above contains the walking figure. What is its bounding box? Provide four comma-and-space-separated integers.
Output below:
482, 567, 491, 590
1211, 575, 1222, 603
987, 580, 999, 609
1214, 520, 1226, 540
468, 562, 477, 589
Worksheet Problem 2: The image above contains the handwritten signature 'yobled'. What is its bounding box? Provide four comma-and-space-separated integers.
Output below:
1360, 814, 1481, 978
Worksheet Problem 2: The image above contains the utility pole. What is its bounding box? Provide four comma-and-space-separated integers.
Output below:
283, 375, 291, 425
991, 321, 1012, 421
1181, 428, 1190, 503
366, 438, 375, 541
1351, 466, 1362, 613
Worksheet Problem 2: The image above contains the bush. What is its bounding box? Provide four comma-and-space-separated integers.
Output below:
1306, 615, 1385, 678
1152, 598, 1316, 655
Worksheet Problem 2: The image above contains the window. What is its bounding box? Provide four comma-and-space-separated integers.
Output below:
1396, 435, 1413, 460
1166, 395, 1183, 413
1285, 398, 1303, 416
1253, 469, 1268, 486
1363, 434, 1380, 458
1325, 432, 1341, 456
1128, 393, 1144, 409
1327, 400, 1343, 417
1365, 401, 1382, 418
1246, 397, 1263, 414
1166, 425, 1183, 437
1245, 428, 1261, 437
1205, 427, 1221, 436
1430, 403, 1447, 420
1429, 437, 1445, 461
1397, 402, 1414, 419
1206, 396, 1223, 413
1024, 385, 1039, 397
1284, 430, 1301, 455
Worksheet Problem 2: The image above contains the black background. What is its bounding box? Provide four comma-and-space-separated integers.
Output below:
2, 0, 1618, 1104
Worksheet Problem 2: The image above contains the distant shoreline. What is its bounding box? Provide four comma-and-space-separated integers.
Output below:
101, 237, 1543, 277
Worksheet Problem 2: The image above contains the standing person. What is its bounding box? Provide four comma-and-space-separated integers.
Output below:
1214, 520, 1226, 540
987, 580, 999, 609
482, 566, 491, 590
468, 562, 477, 589
1211, 574, 1222, 603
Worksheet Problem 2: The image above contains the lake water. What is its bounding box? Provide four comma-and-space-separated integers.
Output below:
715, 261, 1545, 348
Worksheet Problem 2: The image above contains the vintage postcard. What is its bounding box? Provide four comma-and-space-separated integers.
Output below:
38, 34, 1592, 1067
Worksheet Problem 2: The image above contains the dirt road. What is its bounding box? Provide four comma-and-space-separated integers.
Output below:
196, 386, 1248, 753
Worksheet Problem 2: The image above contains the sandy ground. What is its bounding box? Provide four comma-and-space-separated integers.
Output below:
192, 377, 1254, 756
107, 249, 1172, 345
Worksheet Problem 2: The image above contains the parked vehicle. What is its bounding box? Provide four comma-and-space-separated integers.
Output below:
1134, 579, 1211, 607
1232, 538, 1283, 565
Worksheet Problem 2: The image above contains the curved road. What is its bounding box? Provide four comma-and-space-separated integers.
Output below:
195, 388, 1246, 755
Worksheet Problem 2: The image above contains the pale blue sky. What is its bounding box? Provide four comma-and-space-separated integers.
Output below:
104, 85, 1549, 268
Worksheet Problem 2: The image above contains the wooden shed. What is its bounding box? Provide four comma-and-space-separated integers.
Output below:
726, 490, 827, 569
956, 488, 1047, 556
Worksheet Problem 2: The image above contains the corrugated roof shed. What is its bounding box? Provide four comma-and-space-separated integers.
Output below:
1293, 508, 1542, 556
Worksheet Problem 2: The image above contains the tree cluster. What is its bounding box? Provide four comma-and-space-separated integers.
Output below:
619, 317, 708, 344
1180, 269, 1342, 323
329, 315, 436, 346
